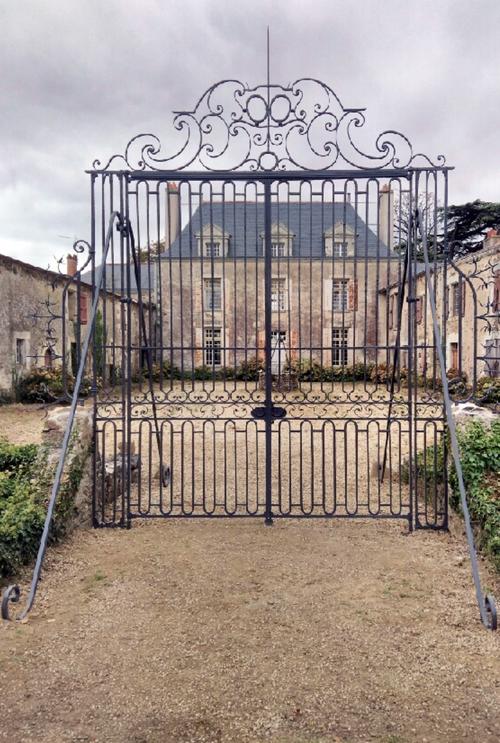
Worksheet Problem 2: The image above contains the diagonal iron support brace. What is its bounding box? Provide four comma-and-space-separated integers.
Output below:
123, 219, 169, 488
415, 208, 497, 631
0, 210, 166, 621
379, 234, 411, 485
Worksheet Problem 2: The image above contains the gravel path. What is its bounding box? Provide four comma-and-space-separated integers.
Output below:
1, 516, 499, 743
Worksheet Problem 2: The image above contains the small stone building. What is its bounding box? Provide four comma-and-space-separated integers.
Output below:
382, 230, 500, 382
0, 253, 145, 397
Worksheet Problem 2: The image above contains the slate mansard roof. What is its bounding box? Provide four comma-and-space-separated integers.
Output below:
163, 202, 390, 259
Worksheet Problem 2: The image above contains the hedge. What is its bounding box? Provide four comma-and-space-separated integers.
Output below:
0, 436, 85, 579
449, 420, 500, 572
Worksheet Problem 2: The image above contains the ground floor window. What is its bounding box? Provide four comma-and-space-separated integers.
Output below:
204, 327, 222, 366
332, 327, 348, 366
450, 341, 458, 370
15, 338, 27, 366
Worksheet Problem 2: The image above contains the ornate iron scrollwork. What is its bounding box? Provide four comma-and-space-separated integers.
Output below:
92, 78, 445, 172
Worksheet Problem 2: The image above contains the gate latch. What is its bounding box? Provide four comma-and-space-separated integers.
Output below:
251, 406, 286, 420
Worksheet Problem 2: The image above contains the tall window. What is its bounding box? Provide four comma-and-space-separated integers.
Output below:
484, 338, 499, 378
204, 327, 222, 366
204, 278, 222, 311
67, 289, 77, 322
79, 293, 88, 325
271, 241, 286, 257
452, 282, 463, 316
271, 278, 287, 312
204, 241, 221, 258
332, 328, 348, 366
16, 338, 26, 366
332, 280, 349, 311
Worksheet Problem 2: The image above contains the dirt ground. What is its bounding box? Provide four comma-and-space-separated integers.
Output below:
0, 402, 47, 445
0, 399, 498, 743
1, 517, 499, 743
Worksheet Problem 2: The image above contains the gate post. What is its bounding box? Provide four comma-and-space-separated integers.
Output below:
263, 179, 274, 525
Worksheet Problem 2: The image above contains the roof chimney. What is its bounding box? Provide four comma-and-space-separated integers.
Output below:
378, 184, 394, 250
66, 254, 78, 277
165, 182, 181, 250
484, 228, 500, 252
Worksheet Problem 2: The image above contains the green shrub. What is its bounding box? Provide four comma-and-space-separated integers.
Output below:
0, 433, 87, 579
449, 420, 500, 571
15, 367, 92, 403
369, 363, 408, 385
475, 376, 500, 405
235, 356, 264, 381
193, 365, 216, 380
401, 439, 446, 488
0, 440, 38, 474
0, 484, 46, 576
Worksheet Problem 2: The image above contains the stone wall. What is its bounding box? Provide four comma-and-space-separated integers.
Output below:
383, 236, 500, 382
42, 405, 94, 527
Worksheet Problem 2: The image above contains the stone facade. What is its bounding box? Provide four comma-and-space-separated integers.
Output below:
162, 217, 498, 381
383, 233, 500, 382
0, 253, 145, 396
162, 257, 400, 370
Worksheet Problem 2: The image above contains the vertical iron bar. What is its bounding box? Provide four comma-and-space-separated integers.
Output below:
263, 179, 273, 525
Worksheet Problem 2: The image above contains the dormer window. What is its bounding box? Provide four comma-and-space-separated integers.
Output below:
196, 225, 230, 257
271, 242, 286, 257
333, 241, 347, 258
262, 222, 294, 258
205, 241, 221, 257
324, 223, 355, 257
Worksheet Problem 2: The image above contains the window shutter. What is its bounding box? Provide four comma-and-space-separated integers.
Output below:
79, 293, 88, 325
446, 286, 450, 317
348, 279, 358, 311
494, 273, 500, 312
461, 281, 466, 316
290, 329, 298, 360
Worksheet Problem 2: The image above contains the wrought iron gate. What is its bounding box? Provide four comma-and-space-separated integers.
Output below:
3, 76, 498, 630
85, 78, 455, 529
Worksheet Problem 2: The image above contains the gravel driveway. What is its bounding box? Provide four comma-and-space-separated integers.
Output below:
1, 516, 498, 743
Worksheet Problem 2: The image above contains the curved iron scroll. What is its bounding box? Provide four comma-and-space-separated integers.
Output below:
92, 78, 446, 173
1, 212, 124, 621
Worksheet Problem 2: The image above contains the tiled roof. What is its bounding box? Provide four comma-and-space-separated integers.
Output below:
163, 202, 389, 259
81, 263, 156, 293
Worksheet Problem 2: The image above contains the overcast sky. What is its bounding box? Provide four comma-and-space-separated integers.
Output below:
1, 0, 499, 270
